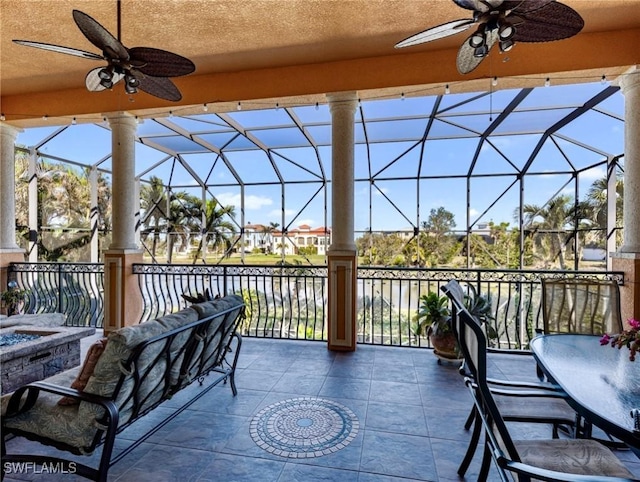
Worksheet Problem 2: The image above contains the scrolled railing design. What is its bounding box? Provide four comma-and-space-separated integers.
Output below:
356, 267, 623, 349
7, 262, 623, 350
132, 263, 330, 341
7, 262, 104, 327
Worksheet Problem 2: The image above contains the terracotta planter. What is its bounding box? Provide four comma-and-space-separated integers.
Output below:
429, 332, 462, 362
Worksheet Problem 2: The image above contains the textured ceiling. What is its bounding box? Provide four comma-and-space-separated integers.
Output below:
1, 0, 639, 126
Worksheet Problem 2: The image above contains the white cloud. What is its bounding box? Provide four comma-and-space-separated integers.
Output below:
470, 208, 479, 217
216, 192, 273, 210
580, 166, 606, 180
374, 187, 389, 196
560, 187, 574, 197
268, 208, 295, 218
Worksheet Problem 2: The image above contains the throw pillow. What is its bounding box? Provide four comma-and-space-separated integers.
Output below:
58, 337, 108, 406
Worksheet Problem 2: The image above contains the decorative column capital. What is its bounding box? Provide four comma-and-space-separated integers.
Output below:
0, 122, 23, 141
618, 68, 640, 94
327, 92, 358, 115
104, 112, 137, 130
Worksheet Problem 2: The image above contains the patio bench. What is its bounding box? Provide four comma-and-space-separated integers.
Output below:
1, 294, 245, 482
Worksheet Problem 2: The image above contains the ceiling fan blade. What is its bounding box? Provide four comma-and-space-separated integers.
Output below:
456, 28, 498, 74
128, 47, 196, 77
395, 19, 475, 48
137, 75, 183, 102
12, 40, 104, 61
509, 0, 554, 14
73, 10, 129, 60
85, 67, 124, 92
511, 1, 584, 42
453, 0, 504, 13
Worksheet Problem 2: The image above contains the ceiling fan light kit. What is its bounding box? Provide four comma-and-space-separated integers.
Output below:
12, 3, 195, 102
395, 0, 584, 74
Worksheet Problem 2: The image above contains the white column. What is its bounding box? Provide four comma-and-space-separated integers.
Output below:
328, 92, 357, 252
327, 92, 358, 351
612, 67, 640, 324
108, 113, 138, 250
0, 123, 22, 251
103, 113, 143, 332
619, 69, 640, 253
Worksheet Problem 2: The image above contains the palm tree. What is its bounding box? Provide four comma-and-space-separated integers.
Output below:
520, 195, 590, 269
15, 157, 112, 261
165, 191, 200, 263
262, 221, 280, 254
140, 176, 168, 259
192, 199, 237, 262
586, 174, 624, 247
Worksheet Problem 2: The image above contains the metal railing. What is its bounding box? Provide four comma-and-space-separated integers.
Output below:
132, 264, 329, 340
7, 262, 624, 350
132, 264, 624, 350
7, 262, 104, 327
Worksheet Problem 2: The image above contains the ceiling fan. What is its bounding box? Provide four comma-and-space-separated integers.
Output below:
12, 2, 195, 102
395, 0, 584, 74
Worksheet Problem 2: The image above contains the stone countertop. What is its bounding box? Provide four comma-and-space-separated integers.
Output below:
0, 326, 96, 363
0, 313, 66, 329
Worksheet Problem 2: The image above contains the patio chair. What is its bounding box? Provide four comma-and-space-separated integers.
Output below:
451, 284, 639, 482
540, 277, 626, 446
441, 280, 579, 477
541, 278, 623, 336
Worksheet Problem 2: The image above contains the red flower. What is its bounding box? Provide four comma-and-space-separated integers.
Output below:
600, 334, 611, 345
601, 319, 640, 362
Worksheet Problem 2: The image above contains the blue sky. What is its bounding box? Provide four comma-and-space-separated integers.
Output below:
15, 80, 625, 235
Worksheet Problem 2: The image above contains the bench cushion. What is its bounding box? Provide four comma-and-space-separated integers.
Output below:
3, 307, 200, 451
1, 367, 99, 451
3, 296, 243, 454
183, 295, 244, 384
78, 307, 200, 428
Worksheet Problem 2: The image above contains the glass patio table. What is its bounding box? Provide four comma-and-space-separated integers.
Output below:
530, 333, 640, 453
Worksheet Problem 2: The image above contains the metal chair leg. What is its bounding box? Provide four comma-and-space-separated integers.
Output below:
464, 405, 476, 430
479, 438, 492, 481
458, 406, 482, 476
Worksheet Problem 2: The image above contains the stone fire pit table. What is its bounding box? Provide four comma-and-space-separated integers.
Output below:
0, 325, 95, 394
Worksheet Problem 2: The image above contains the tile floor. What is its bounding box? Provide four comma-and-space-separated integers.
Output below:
4, 335, 640, 481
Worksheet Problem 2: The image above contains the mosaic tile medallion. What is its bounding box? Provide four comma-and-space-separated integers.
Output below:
250, 397, 359, 458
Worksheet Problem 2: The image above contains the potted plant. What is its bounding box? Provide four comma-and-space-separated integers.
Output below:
415, 291, 459, 361
464, 285, 498, 344
415, 287, 497, 361
1, 282, 29, 316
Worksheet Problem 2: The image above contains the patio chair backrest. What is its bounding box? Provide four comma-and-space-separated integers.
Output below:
441, 280, 466, 341
444, 280, 521, 466
441, 280, 491, 377
541, 278, 623, 335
